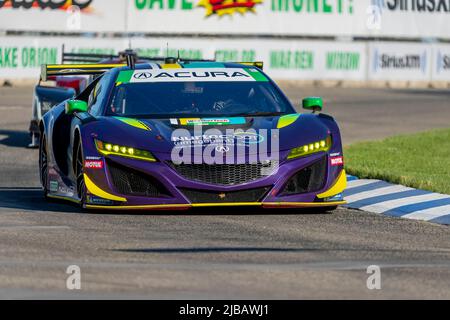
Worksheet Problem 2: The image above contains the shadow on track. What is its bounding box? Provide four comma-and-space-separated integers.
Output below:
0, 187, 80, 213
0, 187, 335, 216
0, 130, 30, 148
113, 247, 319, 254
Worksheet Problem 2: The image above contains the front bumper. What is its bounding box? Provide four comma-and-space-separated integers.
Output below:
83, 151, 347, 210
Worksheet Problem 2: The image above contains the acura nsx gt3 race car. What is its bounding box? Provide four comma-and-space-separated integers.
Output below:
38, 56, 347, 211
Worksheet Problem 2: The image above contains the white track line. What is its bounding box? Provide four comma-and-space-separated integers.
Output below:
403, 204, 450, 221
359, 193, 450, 213
345, 185, 414, 204
346, 179, 382, 190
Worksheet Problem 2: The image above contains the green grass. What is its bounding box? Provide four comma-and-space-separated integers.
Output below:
344, 128, 450, 195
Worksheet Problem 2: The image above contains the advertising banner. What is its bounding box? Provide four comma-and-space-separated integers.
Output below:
0, 0, 126, 32
0, 36, 366, 81
431, 44, 450, 82
1, 1, 450, 39
126, 0, 450, 39
368, 42, 432, 81
0, 36, 128, 79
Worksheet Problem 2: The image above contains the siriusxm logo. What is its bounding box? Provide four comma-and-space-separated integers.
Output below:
436, 51, 450, 73
373, 49, 428, 74
371, 0, 450, 13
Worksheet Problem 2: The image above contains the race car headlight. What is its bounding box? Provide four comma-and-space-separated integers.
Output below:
287, 136, 331, 160
95, 139, 157, 162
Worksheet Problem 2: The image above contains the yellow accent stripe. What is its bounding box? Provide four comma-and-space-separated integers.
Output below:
97, 149, 157, 162
85, 201, 346, 210
47, 194, 80, 204
277, 114, 300, 129
86, 204, 190, 210
160, 63, 181, 69
263, 201, 346, 207
84, 174, 127, 202
192, 202, 262, 207
47, 64, 126, 69
316, 169, 347, 199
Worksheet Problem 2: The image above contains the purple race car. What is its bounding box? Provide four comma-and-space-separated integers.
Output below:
38, 57, 347, 212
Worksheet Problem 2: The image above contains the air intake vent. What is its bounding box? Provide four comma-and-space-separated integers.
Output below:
282, 157, 327, 195
180, 187, 271, 203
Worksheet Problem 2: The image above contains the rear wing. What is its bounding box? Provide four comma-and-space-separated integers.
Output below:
40, 63, 125, 81
236, 61, 264, 70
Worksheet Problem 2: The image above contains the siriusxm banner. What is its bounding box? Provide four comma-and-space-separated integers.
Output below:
432, 44, 450, 81
368, 42, 432, 81
1, 1, 450, 38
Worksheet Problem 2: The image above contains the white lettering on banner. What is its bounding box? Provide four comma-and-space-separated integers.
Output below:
129, 69, 256, 82
432, 44, 450, 81
3, 36, 450, 83
1, 1, 450, 38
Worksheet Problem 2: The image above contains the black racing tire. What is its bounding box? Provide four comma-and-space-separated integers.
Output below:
39, 134, 49, 199
74, 140, 87, 208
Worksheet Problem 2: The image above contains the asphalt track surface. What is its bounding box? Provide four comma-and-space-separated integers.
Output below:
0, 85, 449, 299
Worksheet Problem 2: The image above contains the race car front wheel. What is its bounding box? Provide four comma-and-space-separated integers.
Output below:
75, 141, 86, 207
39, 135, 49, 198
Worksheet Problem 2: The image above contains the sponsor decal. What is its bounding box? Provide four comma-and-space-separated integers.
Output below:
326, 51, 360, 71
215, 145, 230, 153
373, 0, 450, 13
49, 180, 59, 192
270, 50, 314, 70
172, 131, 265, 146
330, 152, 341, 157
198, 0, 263, 17
437, 50, 450, 74
373, 49, 427, 73
272, 0, 354, 14
126, 68, 261, 83
326, 193, 344, 202
179, 118, 246, 126
84, 159, 104, 169
58, 185, 74, 196
0, 0, 94, 12
171, 128, 280, 167
330, 156, 344, 166
86, 195, 114, 205
0, 46, 57, 69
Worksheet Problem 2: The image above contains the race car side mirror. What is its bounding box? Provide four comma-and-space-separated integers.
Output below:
302, 97, 323, 113
65, 100, 88, 115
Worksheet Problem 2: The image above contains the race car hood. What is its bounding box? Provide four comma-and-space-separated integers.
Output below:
92, 114, 330, 155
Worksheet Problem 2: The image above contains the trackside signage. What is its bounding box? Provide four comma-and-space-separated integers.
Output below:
119, 68, 268, 83
368, 43, 432, 81
432, 44, 450, 81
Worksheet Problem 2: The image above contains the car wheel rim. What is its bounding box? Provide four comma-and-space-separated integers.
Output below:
76, 144, 86, 202
40, 138, 48, 190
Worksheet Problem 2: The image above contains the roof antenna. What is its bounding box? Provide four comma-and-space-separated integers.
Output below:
128, 38, 132, 50
177, 50, 180, 62
166, 42, 169, 58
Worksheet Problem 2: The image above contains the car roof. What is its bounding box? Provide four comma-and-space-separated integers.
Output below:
116, 62, 259, 72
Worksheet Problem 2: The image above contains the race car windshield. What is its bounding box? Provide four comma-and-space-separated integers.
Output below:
107, 82, 295, 118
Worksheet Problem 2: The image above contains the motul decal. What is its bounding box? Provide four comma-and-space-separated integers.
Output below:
330, 156, 344, 166
84, 160, 103, 169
